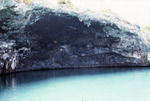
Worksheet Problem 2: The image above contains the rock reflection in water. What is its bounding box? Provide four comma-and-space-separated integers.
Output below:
0, 67, 150, 91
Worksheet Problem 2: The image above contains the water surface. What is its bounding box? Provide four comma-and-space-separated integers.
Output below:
0, 68, 150, 101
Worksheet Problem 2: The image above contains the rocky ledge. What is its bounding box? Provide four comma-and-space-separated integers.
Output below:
0, 6, 150, 74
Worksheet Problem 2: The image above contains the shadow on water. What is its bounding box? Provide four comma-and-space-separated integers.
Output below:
0, 67, 150, 92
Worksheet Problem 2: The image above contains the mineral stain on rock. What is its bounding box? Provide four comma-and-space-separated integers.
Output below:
0, 3, 150, 74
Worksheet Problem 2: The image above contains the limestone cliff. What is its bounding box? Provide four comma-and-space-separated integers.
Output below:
0, 4, 150, 74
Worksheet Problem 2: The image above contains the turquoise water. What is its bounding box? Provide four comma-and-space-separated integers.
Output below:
0, 68, 150, 101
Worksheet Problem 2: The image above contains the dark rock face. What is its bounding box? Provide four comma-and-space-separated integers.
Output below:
0, 7, 150, 74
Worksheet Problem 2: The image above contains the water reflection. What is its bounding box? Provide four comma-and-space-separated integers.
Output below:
0, 67, 150, 101
0, 67, 150, 91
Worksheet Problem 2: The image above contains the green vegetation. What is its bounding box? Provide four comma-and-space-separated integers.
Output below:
58, 0, 71, 5
86, 9, 93, 12
141, 26, 150, 42
57, 0, 78, 11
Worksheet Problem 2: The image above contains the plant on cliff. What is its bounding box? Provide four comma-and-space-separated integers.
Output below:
58, 0, 71, 5
57, 0, 78, 11
13, 0, 32, 5
22, 0, 32, 5
141, 26, 150, 42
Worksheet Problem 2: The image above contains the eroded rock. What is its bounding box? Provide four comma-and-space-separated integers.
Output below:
0, 6, 150, 74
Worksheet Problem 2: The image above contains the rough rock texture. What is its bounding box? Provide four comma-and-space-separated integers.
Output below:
0, 6, 150, 74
